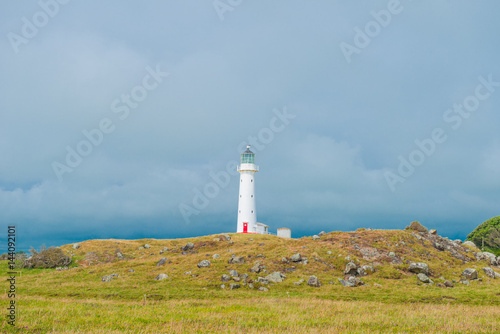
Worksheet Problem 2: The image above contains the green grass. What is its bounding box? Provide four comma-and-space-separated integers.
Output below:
1, 230, 500, 333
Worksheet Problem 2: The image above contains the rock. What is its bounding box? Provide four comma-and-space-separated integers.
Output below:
219, 234, 231, 241
312, 235, 320, 240
409, 263, 429, 275
327, 251, 332, 255
293, 281, 302, 286
318, 231, 326, 237
102, 275, 114, 282
229, 269, 238, 277
339, 278, 355, 287
388, 252, 396, 258
212, 254, 220, 259
181, 243, 194, 251
256, 254, 265, 258
444, 280, 454, 287
221, 274, 231, 282
344, 261, 358, 276
160, 247, 169, 254
356, 267, 366, 276
460, 280, 470, 285
266, 272, 286, 283
436, 283, 445, 288
258, 287, 269, 292
348, 276, 365, 286
220, 284, 226, 289
128, 269, 135, 272
250, 262, 263, 273
434, 242, 446, 251
138, 246, 144, 250
405, 221, 428, 232
72, 243, 80, 249
417, 273, 432, 284
144, 244, 151, 249
461, 268, 478, 280
476, 252, 498, 266
233, 277, 241, 282
184, 271, 191, 275
154, 274, 168, 280
281, 257, 289, 263
462, 241, 478, 249
229, 241, 234, 244
116, 252, 124, 260
229, 283, 240, 290
228, 256, 245, 264
257, 277, 269, 284
248, 283, 254, 289
454, 239, 462, 244
290, 253, 302, 262
197, 260, 211, 268
429, 229, 437, 235
482, 267, 498, 279
156, 257, 167, 266
307, 275, 321, 287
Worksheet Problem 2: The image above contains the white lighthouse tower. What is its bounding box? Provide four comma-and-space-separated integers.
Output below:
237, 145, 259, 233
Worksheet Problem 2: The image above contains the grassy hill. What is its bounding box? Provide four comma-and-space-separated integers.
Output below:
2, 224, 500, 333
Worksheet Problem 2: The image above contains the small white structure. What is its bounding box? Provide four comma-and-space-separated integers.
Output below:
277, 228, 291, 239
237, 145, 259, 233
255, 222, 269, 235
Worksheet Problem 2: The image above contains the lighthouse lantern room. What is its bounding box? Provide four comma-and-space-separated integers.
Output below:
237, 145, 259, 233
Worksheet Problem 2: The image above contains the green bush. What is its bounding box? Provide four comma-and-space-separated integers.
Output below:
22, 246, 71, 269
467, 216, 500, 253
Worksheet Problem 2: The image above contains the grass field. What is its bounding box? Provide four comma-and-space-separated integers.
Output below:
2, 229, 500, 333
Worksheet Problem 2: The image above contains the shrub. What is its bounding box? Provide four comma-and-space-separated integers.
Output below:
467, 216, 500, 252
22, 246, 71, 269
405, 221, 428, 233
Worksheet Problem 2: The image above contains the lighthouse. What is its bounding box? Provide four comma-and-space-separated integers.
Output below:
237, 145, 259, 233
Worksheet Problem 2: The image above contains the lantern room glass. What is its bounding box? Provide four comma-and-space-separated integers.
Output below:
241, 153, 255, 164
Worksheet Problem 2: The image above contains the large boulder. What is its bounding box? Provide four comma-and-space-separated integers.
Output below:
409, 263, 429, 275
181, 243, 194, 251
476, 252, 498, 266
344, 261, 358, 276
461, 268, 478, 280
482, 267, 498, 279
197, 260, 211, 268
156, 257, 167, 267
417, 273, 433, 284
266, 272, 286, 283
307, 275, 321, 287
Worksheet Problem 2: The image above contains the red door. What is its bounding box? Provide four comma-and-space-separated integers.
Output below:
243, 223, 248, 233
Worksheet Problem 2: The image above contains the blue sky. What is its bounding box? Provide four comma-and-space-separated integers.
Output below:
1, 0, 499, 252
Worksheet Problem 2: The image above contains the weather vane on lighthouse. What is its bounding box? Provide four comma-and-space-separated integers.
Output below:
237, 145, 259, 233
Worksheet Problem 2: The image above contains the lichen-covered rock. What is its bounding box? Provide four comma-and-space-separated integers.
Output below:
156, 257, 167, 267
155, 273, 168, 280
221, 274, 231, 282
444, 280, 454, 288
417, 273, 432, 284
229, 283, 240, 290
250, 262, 263, 273
476, 252, 498, 266
462, 241, 478, 249
482, 267, 498, 279
266, 272, 286, 283
344, 261, 358, 276
318, 231, 326, 237
144, 244, 151, 249
72, 243, 80, 249
258, 287, 269, 292
339, 278, 355, 287
409, 263, 429, 275
312, 235, 320, 240
229, 269, 238, 277
212, 254, 220, 259
307, 275, 321, 287
228, 256, 245, 264
290, 253, 302, 262
197, 260, 211, 268
181, 243, 194, 251
461, 268, 477, 280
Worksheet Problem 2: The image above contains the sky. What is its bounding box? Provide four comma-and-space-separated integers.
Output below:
1, 0, 499, 252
